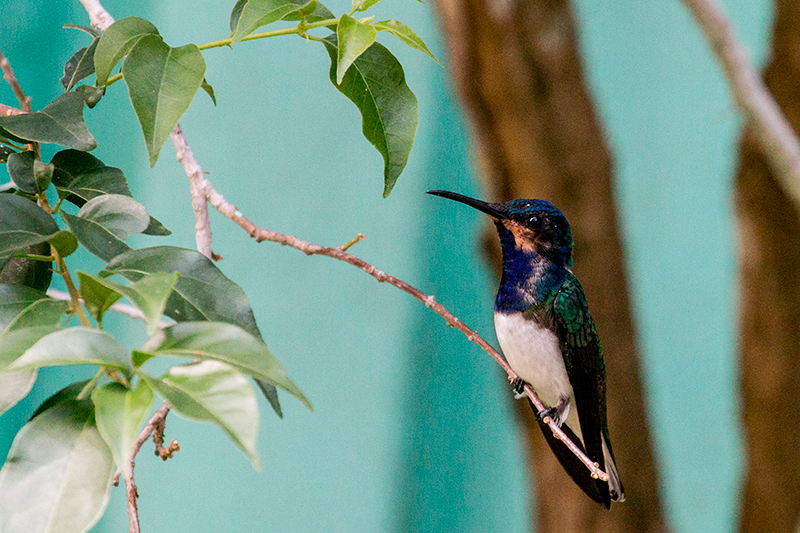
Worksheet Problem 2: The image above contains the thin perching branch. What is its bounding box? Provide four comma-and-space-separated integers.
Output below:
683, 0, 800, 206
203, 182, 609, 482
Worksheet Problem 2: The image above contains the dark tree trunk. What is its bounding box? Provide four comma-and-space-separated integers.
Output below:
737, 1, 800, 531
433, 0, 665, 530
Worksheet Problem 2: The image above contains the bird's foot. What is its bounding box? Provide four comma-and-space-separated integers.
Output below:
536, 406, 561, 425
537, 398, 570, 427
511, 377, 526, 399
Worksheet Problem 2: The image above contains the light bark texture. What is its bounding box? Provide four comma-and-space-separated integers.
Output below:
433, 0, 666, 530
736, 0, 800, 530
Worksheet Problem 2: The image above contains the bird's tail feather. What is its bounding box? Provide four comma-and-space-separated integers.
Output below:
602, 434, 625, 502
531, 400, 611, 509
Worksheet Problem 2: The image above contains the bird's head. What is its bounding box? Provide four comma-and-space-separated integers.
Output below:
428, 190, 573, 269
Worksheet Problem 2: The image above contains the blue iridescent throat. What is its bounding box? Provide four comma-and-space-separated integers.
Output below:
494, 223, 566, 313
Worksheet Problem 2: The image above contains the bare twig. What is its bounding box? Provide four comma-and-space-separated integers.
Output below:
0, 49, 37, 157
0, 50, 32, 112
112, 403, 173, 533
683, 0, 800, 207
152, 412, 180, 460
124, 477, 140, 533
170, 124, 214, 259
76, 0, 114, 31
0, 103, 24, 116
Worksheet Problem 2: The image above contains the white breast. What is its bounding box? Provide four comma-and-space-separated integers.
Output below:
494, 312, 573, 409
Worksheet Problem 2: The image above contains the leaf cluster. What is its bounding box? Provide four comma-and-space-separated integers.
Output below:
0, 0, 437, 530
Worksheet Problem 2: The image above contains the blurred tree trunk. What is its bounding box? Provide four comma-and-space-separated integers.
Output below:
736, 1, 800, 531
433, 0, 665, 531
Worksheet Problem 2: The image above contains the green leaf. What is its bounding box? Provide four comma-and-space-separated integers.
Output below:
0, 92, 96, 151
142, 361, 261, 469
200, 78, 217, 106
47, 230, 79, 258
7, 151, 37, 194
0, 308, 64, 413
322, 36, 418, 197
50, 149, 169, 235
142, 215, 171, 236
0, 400, 114, 533
131, 349, 154, 367
373, 19, 440, 65
77, 194, 150, 240
61, 38, 99, 91
34, 159, 54, 192
3, 299, 68, 334
0, 369, 37, 416
94, 17, 159, 86
102, 246, 260, 335
0, 242, 53, 292
51, 149, 132, 202
230, 0, 248, 32
81, 272, 179, 335
283, 0, 335, 23
7, 151, 54, 195
0, 245, 53, 296
77, 271, 123, 324
229, 0, 312, 43
142, 322, 310, 409
7, 327, 133, 374
0, 197, 61, 286
336, 14, 377, 85
0, 195, 59, 256
0, 285, 47, 331
60, 211, 131, 262
352, 0, 382, 12
122, 35, 206, 167
92, 381, 154, 478
0, 326, 61, 370
101, 246, 283, 416
75, 84, 105, 108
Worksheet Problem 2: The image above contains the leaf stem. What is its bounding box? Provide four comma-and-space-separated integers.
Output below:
16, 253, 55, 262
53, 246, 92, 328
106, 72, 122, 86
77, 368, 105, 400
197, 18, 339, 51
0, 138, 24, 150
52, 197, 65, 213
37, 191, 53, 214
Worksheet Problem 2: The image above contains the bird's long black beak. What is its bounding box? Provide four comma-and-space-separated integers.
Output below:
427, 190, 506, 220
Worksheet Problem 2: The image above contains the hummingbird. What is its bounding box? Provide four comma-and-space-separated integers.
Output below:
428, 190, 625, 508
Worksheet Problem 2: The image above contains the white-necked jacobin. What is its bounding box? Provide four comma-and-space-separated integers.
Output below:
428, 190, 625, 508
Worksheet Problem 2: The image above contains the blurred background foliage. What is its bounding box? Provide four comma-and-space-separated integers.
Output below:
0, 0, 791, 531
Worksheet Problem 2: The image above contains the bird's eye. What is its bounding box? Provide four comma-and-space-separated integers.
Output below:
528, 215, 543, 230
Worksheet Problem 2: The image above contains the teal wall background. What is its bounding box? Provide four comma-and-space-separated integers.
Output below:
0, 0, 775, 531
